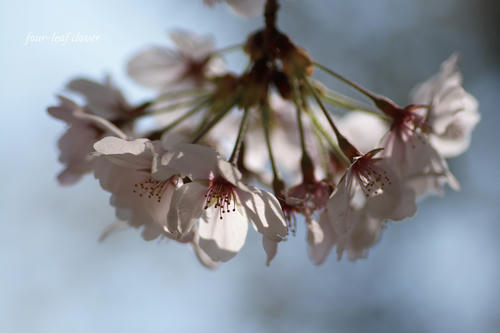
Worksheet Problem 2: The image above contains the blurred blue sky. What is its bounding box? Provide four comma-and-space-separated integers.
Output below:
1, 1, 500, 332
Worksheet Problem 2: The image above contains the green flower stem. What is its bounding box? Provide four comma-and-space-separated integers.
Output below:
314, 85, 390, 120
147, 99, 209, 139
304, 77, 351, 147
305, 108, 349, 166
313, 62, 376, 100
304, 77, 350, 165
261, 103, 281, 183
163, 100, 209, 132
213, 44, 243, 55
156, 88, 209, 101
229, 107, 250, 164
148, 95, 211, 116
292, 81, 307, 154
191, 97, 238, 144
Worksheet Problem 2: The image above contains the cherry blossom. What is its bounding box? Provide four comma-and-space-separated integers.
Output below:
155, 143, 288, 263
47, 96, 127, 185
327, 149, 417, 236
308, 208, 383, 262
127, 30, 225, 91
411, 54, 480, 158
93, 137, 221, 268
66, 76, 137, 120
286, 180, 333, 264
382, 106, 459, 197
93, 136, 178, 240
47, 0, 480, 267
203, 0, 266, 17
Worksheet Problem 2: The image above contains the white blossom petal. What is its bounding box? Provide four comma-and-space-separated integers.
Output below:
343, 211, 382, 261
67, 77, 130, 118
160, 143, 220, 180
94, 157, 175, 241
307, 212, 336, 265
226, 0, 265, 17
338, 111, 388, 154
191, 227, 219, 269
127, 46, 185, 89
166, 181, 207, 237
98, 220, 128, 242
198, 205, 248, 262
410, 54, 480, 158
262, 236, 279, 266
238, 186, 288, 241
361, 160, 417, 221
94, 137, 153, 170
327, 171, 355, 236
169, 30, 215, 60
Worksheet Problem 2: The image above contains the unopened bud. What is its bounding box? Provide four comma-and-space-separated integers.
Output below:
271, 70, 292, 100
244, 30, 265, 61
282, 46, 314, 78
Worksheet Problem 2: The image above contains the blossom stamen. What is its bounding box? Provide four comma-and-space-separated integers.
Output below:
353, 156, 392, 198
133, 178, 172, 203
204, 177, 238, 220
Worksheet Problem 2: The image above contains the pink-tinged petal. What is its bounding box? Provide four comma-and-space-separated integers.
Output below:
161, 143, 220, 180
151, 151, 177, 180
344, 211, 383, 261
307, 212, 336, 265
407, 154, 460, 198
203, 0, 265, 17
383, 127, 458, 197
360, 160, 417, 221
327, 171, 355, 236
94, 157, 176, 240
216, 159, 246, 189
73, 110, 127, 139
127, 46, 185, 90
262, 236, 278, 266
94, 137, 152, 170
338, 111, 388, 154
191, 227, 219, 269
57, 169, 84, 186
226, 0, 265, 17
67, 77, 130, 118
94, 136, 148, 155
395, 131, 433, 177
47, 95, 81, 123
55, 124, 99, 185
166, 181, 206, 237
238, 186, 288, 241
383, 185, 417, 221
198, 205, 248, 262
410, 54, 480, 158
98, 220, 128, 242
169, 30, 215, 60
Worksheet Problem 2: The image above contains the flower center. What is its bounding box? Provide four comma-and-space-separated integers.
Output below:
133, 177, 174, 203
393, 108, 429, 142
353, 156, 392, 198
204, 177, 238, 220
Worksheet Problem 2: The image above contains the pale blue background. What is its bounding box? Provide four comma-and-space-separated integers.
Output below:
1, 1, 500, 332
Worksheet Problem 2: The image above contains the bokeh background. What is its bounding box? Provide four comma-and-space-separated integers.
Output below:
1, 0, 500, 332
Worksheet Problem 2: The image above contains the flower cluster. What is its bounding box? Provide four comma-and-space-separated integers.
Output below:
48, 0, 479, 268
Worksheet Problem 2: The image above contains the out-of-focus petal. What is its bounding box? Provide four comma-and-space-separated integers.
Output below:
307, 212, 336, 265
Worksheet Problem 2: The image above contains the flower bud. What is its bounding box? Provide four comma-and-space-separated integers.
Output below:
271, 70, 292, 100
282, 46, 314, 78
